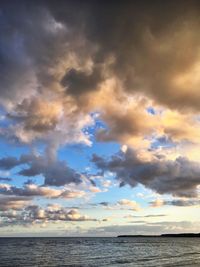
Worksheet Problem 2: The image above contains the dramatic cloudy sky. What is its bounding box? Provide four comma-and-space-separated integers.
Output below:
0, 0, 200, 236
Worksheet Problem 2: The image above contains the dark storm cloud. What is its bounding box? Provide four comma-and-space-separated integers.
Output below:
0, 0, 80, 100
61, 67, 102, 96
1, 0, 200, 145
92, 148, 200, 197
1, 0, 200, 142
0, 0, 101, 108
46, 0, 200, 111
0, 0, 194, 109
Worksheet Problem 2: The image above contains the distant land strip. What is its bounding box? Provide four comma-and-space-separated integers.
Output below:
117, 233, 200, 238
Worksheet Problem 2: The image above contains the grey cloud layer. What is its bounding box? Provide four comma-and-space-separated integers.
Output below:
0, 196, 31, 211
0, 183, 85, 199
0, 154, 82, 186
150, 199, 200, 207
92, 148, 200, 197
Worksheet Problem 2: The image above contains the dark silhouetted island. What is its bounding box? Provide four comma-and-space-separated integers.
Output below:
117, 233, 200, 238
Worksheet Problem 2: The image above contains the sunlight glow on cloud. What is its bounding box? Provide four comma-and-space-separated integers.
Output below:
0, 0, 200, 235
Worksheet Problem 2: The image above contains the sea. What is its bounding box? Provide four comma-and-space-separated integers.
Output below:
0, 237, 200, 267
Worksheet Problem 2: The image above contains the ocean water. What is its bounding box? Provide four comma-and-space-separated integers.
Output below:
0, 237, 200, 267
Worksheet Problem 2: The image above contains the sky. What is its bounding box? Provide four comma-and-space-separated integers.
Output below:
0, 0, 200, 237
